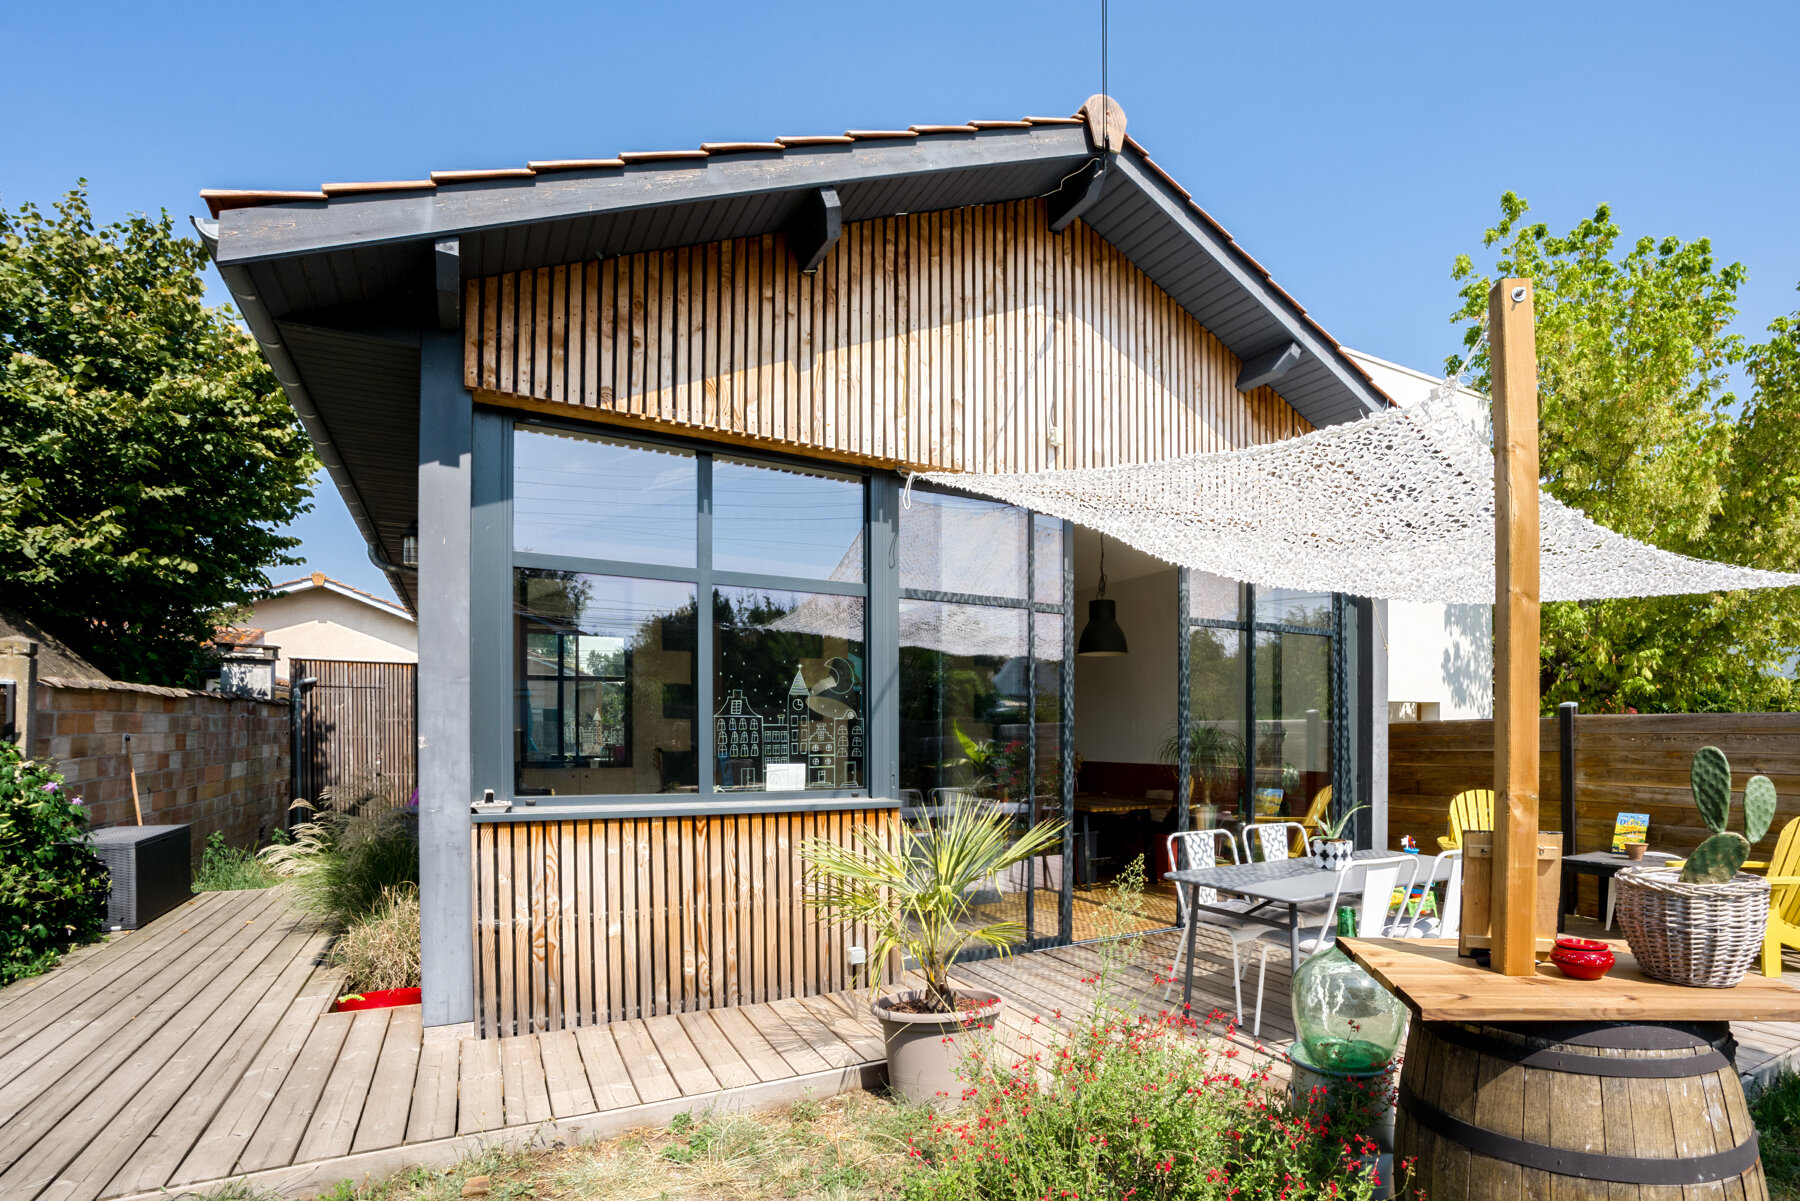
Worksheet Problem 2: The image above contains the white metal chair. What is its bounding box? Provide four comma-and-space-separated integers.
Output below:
1269, 854, 1422, 957
1391, 850, 1461, 938
1243, 820, 1310, 864
1164, 829, 1275, 1036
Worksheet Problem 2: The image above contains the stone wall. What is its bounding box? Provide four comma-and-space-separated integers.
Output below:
33, 676, 290, 851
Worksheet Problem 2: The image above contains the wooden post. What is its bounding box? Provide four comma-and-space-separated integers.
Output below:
1490, 278, 1540, 976
125, 733, 144, 826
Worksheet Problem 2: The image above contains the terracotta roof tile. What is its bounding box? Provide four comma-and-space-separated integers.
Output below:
617, 149, 710, 163
430, 168, 537, 184
699, 141, 787, 154
200, 189, 328, 218
909, 124, 979, 134
775, 135, 856, 146
844, 129, 918, 139
526, 158, 626, 172
968, 120, 1033, 129
1023, 116, 1083, 125
320, 179, 435, 197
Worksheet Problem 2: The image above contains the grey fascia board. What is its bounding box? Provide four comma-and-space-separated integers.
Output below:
212, 126, 1093, 267
1105, 157, 1391, 425
209, 255, 413, 609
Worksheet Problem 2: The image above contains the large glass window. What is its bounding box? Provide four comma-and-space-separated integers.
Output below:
514, 570, 698, 795
511, 424, 867, 799
899, 490, 1027, 598
714, 586, 865, 791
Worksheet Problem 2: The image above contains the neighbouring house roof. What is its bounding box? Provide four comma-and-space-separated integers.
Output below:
0, 608, 112, 681
199, 98, 1396, 613
213, 625, 266, 646
262, 571, 415, 621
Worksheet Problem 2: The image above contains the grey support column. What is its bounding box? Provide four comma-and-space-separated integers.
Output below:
417, 330, 475, 1031
865, 475, 900, 800
1355, 597, 1389, 851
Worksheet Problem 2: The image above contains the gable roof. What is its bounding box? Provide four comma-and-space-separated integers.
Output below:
263, 572, 415, 622
199, 98, 1394, 612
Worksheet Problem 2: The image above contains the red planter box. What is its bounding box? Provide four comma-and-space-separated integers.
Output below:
333, 987, 422, 1012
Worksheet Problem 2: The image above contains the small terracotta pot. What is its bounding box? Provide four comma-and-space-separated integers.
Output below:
1550, 936, 1615, 981
1624, 842, 1648, 860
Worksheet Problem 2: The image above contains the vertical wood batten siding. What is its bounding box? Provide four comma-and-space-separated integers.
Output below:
472, 808, 896, 1036
291, 659, 417, 810
462, 200, 1310, 471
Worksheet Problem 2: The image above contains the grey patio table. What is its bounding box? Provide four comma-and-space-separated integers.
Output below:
1165, 849, 1456, 1010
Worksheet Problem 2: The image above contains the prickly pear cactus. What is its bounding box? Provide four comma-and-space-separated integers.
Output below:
1690, 746, 1732, 835
1681, 831, 1751, 884
1745, 775, 1778, 844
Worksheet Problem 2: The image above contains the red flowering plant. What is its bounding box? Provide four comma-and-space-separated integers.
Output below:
899, 860, 1412, 1200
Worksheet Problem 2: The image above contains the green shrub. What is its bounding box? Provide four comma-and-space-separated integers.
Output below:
1753, 1070, 1800, 1199
192, 830, 282, 892
330, 884, 421, 993
0, 742, 109, 984
259, 802, 417, 930
901, 938, 1401, 1201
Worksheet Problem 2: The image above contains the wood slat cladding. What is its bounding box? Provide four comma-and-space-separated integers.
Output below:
471, 808, 896, 1036
462, 200, 1309, 472
291, 660, 417, 810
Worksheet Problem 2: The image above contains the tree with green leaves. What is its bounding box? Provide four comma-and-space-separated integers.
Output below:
1452, 193, 1800, 712
0, 186, 316, 684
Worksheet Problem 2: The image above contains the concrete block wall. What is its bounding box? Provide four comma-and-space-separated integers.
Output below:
33, 677, 290, 851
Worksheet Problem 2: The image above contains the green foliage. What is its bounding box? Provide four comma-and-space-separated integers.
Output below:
1453, 196, 1800, 713
191, 829, 282, 892
1752, 1070, 1800, 1199
1679, 745, 1768, 882
800, 798, 1064, 1014
1157, 719, 1245, 809
330, 884, 421, 992
0, 185, 316, 685
902, 960, 1396, 1200
259, 802, 418, 930
0, 741, 109, 984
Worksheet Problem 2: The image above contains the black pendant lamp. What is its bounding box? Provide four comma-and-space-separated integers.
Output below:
1077, 535, 1130, 657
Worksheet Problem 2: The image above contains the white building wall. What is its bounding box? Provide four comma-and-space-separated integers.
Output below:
1346, 349, 1493, 722
251, 588, 417, 681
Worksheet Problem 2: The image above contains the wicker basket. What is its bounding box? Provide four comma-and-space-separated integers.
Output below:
1612, 866, 1769, 988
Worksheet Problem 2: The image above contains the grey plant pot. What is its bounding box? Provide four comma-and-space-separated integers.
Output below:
871, 987, 1003, 1105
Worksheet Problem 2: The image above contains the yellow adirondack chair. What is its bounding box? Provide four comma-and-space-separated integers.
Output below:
1761, 818, 1800, 977
1437, 789, 1495, 851
1300, 786, 1333, 838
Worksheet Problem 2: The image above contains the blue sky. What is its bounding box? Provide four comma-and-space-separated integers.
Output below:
6, 1, 1797, 603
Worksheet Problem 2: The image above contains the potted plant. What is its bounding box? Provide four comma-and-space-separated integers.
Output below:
800, 798, 1064, 1104
1308, 805, 1369, 871
1614, 746, 1773, 988
1156, 719, 1245, 816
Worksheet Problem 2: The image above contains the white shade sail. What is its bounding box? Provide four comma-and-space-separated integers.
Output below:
916, 394, 1800, 605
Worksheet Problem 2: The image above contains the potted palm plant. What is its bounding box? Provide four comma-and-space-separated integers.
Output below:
1158, 720, 1245, 827
800, 798, 1064, 1104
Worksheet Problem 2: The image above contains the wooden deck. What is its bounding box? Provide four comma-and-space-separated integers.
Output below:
0, 887, 1796, 1201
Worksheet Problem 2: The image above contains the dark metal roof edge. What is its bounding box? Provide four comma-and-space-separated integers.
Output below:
1104, 157, 1393, 425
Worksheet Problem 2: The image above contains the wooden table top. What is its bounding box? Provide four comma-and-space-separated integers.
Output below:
1338, 936, 1800, 1023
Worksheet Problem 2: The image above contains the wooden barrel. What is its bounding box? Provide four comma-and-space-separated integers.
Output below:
1395, 1019, 1765, 1201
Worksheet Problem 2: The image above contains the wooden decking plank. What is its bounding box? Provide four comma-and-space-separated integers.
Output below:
350, 1007, 423, 1154
403, 1037, 460, 1144
165, 942, 343, 1187
235, 1010, 355, 1173
955, 958, 1087, 1025
498, 1034, 552, 1126
0, 890, 300, 1189
607, 1020, 682, 1104
705, 1007, 795, 1083
537, 1029, 598, 1118
766, 998, 862, 1070
104, 923, 332, 1198
674, 1011, 758, 1090
794, 993, 883, 1062
294, 1007, 391, 1163
738, 1002, 833, 1075
456, 1037, 504, 1135
0, 892, 232, 1032
37, 920, 324, 1201
641, 1014, 723, 1097
572, 1025, 641, 1112
0, 888, 275, 1095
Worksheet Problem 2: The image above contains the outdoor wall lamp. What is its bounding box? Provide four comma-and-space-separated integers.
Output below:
401, 520, 419, 569
1077, 535, 1130, 657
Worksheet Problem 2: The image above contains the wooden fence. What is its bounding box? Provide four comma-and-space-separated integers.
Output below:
471, 808, 898, 1037
291, 659, 417, 811
1389, 712, 1800, 908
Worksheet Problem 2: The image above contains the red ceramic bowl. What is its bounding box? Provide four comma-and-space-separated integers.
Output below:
333, 986, 422, 1012
1550, 936, 1615, 981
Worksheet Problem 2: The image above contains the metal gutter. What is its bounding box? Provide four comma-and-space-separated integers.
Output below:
193, 217, 414, 611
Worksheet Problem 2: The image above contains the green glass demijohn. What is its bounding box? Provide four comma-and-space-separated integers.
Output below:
1289, 906, 1408, 1073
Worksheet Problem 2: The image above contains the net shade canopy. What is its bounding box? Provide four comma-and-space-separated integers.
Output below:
916, 395, 1800, 605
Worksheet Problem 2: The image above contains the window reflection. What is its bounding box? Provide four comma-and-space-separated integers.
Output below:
1253, 629, 1332, 818
1188, 572, 1245, 623
713, 586, 865, 792
898, 601, 1029, 802
713, 458, 863, 582
513, 428, 696, 566
1255, 587, 1333, 629
1185, 627, 1247, 824
514, 570, 698, 795
1033, 516, 1065, 602
899, 491, 1027, 598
